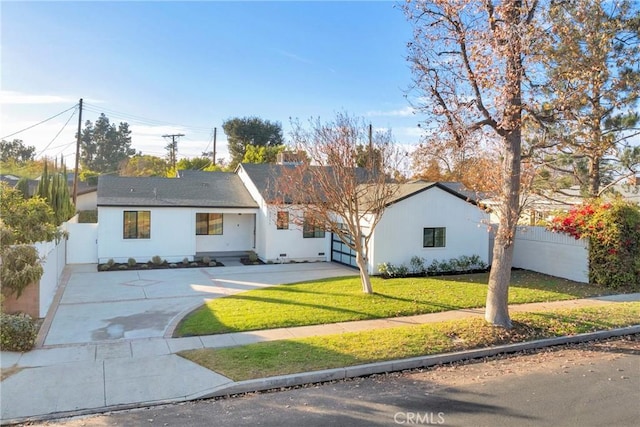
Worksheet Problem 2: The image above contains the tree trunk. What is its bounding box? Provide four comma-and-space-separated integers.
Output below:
485, 130, 521, 329
356, 251, 373, 294
588, 155, 600, 198
486, 236, 514, 328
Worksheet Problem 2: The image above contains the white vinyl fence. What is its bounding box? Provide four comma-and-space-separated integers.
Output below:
491, 226, 589, 283
34, 237, 66, 317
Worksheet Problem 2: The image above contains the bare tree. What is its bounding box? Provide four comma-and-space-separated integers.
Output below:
405, 0, 541, 327
275, 113, 401, 294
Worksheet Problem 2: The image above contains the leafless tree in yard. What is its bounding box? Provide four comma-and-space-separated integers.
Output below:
405, 0, 542, 327
274, 113, 402, 294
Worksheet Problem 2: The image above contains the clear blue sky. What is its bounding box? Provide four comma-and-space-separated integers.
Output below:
1, 1, 421, 163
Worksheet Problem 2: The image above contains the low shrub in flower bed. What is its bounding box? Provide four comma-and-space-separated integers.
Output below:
378, 254, 488, 278
97, 256, 224, 272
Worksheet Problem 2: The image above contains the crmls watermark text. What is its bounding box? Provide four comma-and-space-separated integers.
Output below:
394, 412, 445, 425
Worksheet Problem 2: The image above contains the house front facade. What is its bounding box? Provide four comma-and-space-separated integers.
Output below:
367, 182, 489, 272
97, 172, 259, 263
94, 164, 490, 273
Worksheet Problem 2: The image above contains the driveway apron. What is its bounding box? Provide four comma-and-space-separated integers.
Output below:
42, 262, 355, 346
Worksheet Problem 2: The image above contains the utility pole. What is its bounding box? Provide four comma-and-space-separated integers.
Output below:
212, 127, 217, 166
162, 133, 184, 172
72, 98, 83, 205
368, 123, 373, 171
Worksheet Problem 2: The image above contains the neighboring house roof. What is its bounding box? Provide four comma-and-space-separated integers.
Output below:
76, 181, 98, 196
0, 175, 39, 196
97, 173, 258, 208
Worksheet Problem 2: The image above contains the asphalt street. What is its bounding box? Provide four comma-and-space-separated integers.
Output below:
26, 335, 640, 427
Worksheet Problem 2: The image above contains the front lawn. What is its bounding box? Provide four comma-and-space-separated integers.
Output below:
175, 270, 608, 337
179, 303, 640, 381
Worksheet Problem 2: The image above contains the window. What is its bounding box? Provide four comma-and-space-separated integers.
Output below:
123, 211, 150, 239
423, 227, 446, 247
276, 211, 289, 230
196, 213, 223, 235
303, 215, 325, 238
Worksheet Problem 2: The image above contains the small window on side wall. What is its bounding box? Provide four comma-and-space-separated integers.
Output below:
423, 227, 445, 247
276, 211, 289, 230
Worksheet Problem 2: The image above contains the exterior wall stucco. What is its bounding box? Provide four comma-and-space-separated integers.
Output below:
98, 206, 194, 263
370, 187, 489, 274
76, 191, 97, 211
236, 166, 269, 258
236, 166, 331, 263
195, 211, 255, 253
262, 206, 330, 262
97, 206, 256, 263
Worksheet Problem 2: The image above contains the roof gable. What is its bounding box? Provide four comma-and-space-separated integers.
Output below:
386, 182, 481, 207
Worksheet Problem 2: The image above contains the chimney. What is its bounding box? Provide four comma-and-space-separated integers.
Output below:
277, 150, 306, 165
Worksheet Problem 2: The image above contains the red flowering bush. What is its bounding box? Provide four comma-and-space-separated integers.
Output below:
549, 199, 639, 290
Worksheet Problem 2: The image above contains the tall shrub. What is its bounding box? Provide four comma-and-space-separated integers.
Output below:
36, 162, 75, 225
549, 199, 640, 290
0, 183, 58, 298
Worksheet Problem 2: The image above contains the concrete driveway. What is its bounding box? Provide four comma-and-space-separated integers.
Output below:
42, 261, 356, 346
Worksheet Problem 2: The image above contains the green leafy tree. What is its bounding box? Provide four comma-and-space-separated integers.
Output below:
80, 113, 135, 173
0, 139, 36, 163
222, 117, 284, 168
0, 159, 51, 179
78, 169, 100, 186
120, 155, 169, 177
176, 157, 212, 171
242, 144, 286, 164
532, 0, 640, 198
0, 183, 58, 245
0, 182, 59, 298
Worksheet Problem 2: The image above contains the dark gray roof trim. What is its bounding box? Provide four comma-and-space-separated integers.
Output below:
386, 182, 481, 207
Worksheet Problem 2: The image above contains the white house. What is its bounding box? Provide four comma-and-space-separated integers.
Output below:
97, 172, 259, 263
367, 182, 490, 273
95, 164, 490, 273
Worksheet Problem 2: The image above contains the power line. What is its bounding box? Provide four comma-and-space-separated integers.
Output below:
83, 103, 212, 132
1, 104, 78, 139
36, 107, 78, 158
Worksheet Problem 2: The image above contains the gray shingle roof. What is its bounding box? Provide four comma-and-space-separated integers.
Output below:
239, 163, 478, 207
97, 172, 258, 208
239, 163, 386, 202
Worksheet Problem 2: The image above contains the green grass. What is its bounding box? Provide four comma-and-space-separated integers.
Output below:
175, 271, 608, 337
179, 302, 640, 381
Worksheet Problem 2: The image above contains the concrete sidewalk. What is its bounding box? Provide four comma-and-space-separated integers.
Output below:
2, 293, 639, 424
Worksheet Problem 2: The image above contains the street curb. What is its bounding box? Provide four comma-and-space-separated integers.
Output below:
195, 325, 640, 399
3, 325, 639, 426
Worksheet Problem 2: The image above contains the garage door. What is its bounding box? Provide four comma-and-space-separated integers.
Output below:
331, 232, 358, 268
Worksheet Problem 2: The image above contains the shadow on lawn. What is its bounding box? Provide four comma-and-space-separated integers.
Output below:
175, 270, 612, 337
